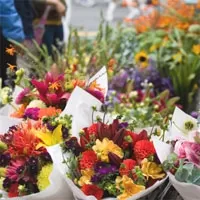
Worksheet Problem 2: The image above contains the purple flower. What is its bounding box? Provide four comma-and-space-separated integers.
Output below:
190, 111, 199, 119
15, 88, 30, 104
109, 70, 129, 91
65, 137, 82, 156
0, 153, 11, 166
91, 162, 118, 183
24, 107, 40, 120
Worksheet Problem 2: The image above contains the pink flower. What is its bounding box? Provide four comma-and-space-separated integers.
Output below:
15, 88, 30, 104
174, 140, 200, 168
6, 160, 25, 181
31, 72, 70, 106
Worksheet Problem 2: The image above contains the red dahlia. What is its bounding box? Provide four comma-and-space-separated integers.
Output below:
79, 150, 98, 170
119, 159, 137, 176
81, 184, 104, 200
134, 140, 156, 162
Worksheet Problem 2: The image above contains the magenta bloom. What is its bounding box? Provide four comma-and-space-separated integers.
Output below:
24, 107, 40, 120
15, 88, 30, 104
174, 140, 200, 168
86, 88, 104, 103
6, 160, 25, 181
31, 72, 70, 106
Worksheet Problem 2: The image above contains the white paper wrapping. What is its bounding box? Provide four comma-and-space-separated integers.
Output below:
88, 66, 108, 98
0, 115, 22, 133
170, 107, 197, 140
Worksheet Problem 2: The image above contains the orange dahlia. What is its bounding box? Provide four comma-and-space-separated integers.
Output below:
8, 124, 43, 157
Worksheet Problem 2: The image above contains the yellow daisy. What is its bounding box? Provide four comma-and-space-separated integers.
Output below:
192, 44, 200, 55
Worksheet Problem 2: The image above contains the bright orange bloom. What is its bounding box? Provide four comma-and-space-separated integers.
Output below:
72, 79, 86, 88
5, 46, 16, 56
8, 122, 43, 157
7, 63, 16, 72
10, 104, 26, 118
38, 107, 61, 119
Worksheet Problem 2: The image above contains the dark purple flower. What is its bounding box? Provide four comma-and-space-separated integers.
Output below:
91, 162, 118, 183
27, 157, 38, 175
24, 107, 40, 120
3, 177, 11, 189
64, 137, 82, 156
0, 153, 11, 166
62, 126, 69, 140
40, 152, 52, 163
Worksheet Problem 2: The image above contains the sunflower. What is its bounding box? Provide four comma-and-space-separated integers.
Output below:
135, 51, 149, 68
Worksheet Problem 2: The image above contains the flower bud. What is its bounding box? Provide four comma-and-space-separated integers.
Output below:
0, 141, 7, 152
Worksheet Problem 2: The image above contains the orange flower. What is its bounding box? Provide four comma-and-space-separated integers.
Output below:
10, 104, 26, 118
8, 122, 42, 157
7, 63, 16, 72
72, 79, 86, 88
38, 107, 61, 119
88, 80, 104, 93
5, 46, 16, 56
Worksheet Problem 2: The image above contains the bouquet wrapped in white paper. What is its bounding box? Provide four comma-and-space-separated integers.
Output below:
57, 87, 167, 200
153, 107, 200, 200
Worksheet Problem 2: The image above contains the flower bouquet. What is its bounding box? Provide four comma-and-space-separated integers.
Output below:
61, 117, 166, 200
0, 66, 107, 119
153, 107, 200, 200
0, 120, 70, 199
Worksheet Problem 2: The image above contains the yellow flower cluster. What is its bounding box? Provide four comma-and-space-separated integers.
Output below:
92, 138, 124, 162
116, 175, 145, 200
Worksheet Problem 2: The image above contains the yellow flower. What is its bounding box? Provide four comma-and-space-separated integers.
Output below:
116, 175, 145, 200
0, 177, 5, 190
78, 169, 94, 186
192, 44, 200, 55
5, 46, 16, 56
35, 124, 63, 148
141, 159, 165, 180
149, 45, 159, 52
37, 164, 53, 191
172, 52, 182, 63
0, 168, 6, 177
92, 138, 123, 162
135, 51, 148, 68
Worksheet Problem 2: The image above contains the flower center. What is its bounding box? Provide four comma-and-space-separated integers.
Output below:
139, 56, 147, 62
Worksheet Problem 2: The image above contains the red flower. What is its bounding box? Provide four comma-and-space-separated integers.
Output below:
8, 183, 19, 197
80, 124, 98, 148
119, 159, 137, 176
81, 184, 103, 200
134, 140, 156, 162
153, 99, 166, 112
122, 130, 148, 149
79, 150, 98, 170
